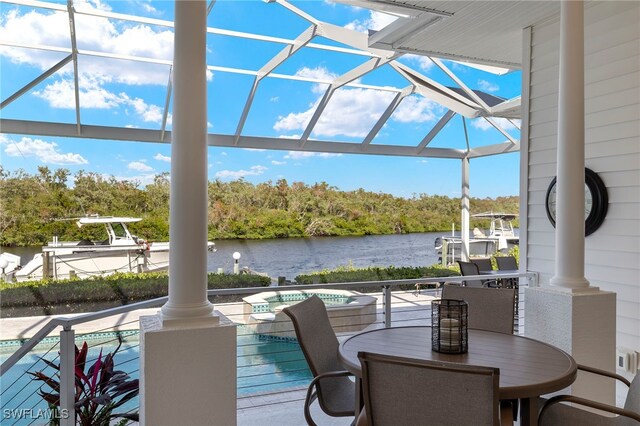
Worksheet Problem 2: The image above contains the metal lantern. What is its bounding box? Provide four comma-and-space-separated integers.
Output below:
432, 299, 468, 354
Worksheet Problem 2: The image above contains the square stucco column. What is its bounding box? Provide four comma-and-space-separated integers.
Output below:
139, 312, 236, 426
525, 287, 616, 404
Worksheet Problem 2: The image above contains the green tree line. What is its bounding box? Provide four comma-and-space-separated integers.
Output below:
0, 166, 519, 246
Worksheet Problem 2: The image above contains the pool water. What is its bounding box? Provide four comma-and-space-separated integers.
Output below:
0, 329, 311, 425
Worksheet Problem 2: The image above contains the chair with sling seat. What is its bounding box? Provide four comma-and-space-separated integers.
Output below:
282, 295, 356, 426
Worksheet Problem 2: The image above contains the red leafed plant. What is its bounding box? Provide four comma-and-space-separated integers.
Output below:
29, 338, 139, 426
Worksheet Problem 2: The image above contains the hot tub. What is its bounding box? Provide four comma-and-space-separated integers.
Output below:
242, 289, 377, 338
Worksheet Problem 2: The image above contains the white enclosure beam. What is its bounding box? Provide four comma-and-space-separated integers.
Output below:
300, 55, 395, 145
461, 156, 470, 261
483, 117, 518, 145
415, 109, 456, 153
160, 67, 172, 141
362, 85, 414, 146
67, 0, 81, 134
0, 54, 72, 110
0, 119, 468, 159
431, 57, 492, 111
391, 61, 481, 117
234, 25, 316, 144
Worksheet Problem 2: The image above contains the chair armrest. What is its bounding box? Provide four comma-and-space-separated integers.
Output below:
539, 394, 640, 423
577, 364, 632, 387
304, 370, 354, 426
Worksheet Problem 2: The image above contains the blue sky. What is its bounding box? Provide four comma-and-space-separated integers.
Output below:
0, 0, 521, 198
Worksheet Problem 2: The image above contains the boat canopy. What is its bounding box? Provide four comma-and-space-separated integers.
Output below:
76, 217, 142, 226
472, 212, 518, 221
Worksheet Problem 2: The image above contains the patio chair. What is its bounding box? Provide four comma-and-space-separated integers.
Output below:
539, 364, 640, 425
356, 352, 512, 426
457, 260, 498, 288
441, 284, 519, 418
441, 284, 516, 334
472, 257, 493, 272
282, 295, 355, 426
496, 256, 518, 271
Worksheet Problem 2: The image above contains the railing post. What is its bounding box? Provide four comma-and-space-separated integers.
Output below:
382, 286, 391, 328
59, 327, 75, 426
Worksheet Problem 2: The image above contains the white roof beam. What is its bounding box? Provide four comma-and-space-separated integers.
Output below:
269, 0, 320, 26
299, 55, 394, 146
0, 45, 402, 92
234, 25, 317, 144
483, 117, 518, 145
415, 109, 456, 153
468, 141, 520, 158
67, 0, 81, 135
1, 54, 72, 110
0, 118, 467, 159
362, 85, 414, 146
160, 67, 172, 141
430, 57, 492, 112
391, 61, 480, 118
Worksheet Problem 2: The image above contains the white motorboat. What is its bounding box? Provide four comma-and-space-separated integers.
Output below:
3, 216, 215, 282
435, 212, 519, 266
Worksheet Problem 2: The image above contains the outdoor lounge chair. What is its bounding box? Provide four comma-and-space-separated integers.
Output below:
539, 364, 640, 426
356, 351, 512, 426
496, 256, 518, 271
282, 295, 355, 426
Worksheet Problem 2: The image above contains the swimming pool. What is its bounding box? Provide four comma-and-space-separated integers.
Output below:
0, 328, 311, 425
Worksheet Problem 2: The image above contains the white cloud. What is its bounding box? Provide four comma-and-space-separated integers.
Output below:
242, 148, 266, 152
345, 11, 397, 33
284, 151, 342, 160
403, 54, 434, 71
478, 80, 499, 93
128, 161, 154, 172
274, 75, 442, 138
2, 135, 88, 165
33, 75, 122, 109
154, 153, 171, 162
270, 96, 279, 102
215, 165, 267, 179
471, 117, 520, 131
32, 75, 171, 124
0, 1, 173, 85
394, 96, 442, 123
271, 160, 286, 166
274, 86, 396, 138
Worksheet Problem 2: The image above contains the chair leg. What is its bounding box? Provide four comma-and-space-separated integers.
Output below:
499, 400, 514, 425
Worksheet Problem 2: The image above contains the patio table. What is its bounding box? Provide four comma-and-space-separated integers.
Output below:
338, 326, 577, 426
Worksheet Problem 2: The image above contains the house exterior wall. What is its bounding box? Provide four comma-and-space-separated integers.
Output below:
525, 1, 639, 354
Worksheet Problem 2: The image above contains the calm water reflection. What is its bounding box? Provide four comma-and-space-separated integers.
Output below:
7, 232, 446, 280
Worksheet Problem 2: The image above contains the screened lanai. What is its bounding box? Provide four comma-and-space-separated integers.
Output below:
0, 0, 520, 156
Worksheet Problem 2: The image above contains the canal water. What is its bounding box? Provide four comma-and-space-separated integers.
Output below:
6, 232, 449, 281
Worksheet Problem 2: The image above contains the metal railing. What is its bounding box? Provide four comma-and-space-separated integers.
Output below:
0, 271, 537, 425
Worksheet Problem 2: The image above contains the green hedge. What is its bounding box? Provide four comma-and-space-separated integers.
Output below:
294, 265, 459, 292
0, 272, 271, 318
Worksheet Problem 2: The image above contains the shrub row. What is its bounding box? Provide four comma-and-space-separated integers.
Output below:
0, 272, 271, 318
294, 265, 459, 293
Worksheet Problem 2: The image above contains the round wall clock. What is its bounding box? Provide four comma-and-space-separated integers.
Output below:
545, 168, 608, 236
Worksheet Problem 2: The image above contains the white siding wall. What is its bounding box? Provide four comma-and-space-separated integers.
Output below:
526, 2, 640, 352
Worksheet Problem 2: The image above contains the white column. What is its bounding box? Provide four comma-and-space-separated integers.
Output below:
526, 1, 615, 407
140, 3, 237, 425
549, 0, 590, 290
161, 0, 215, 321
460, 157, 470, 261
